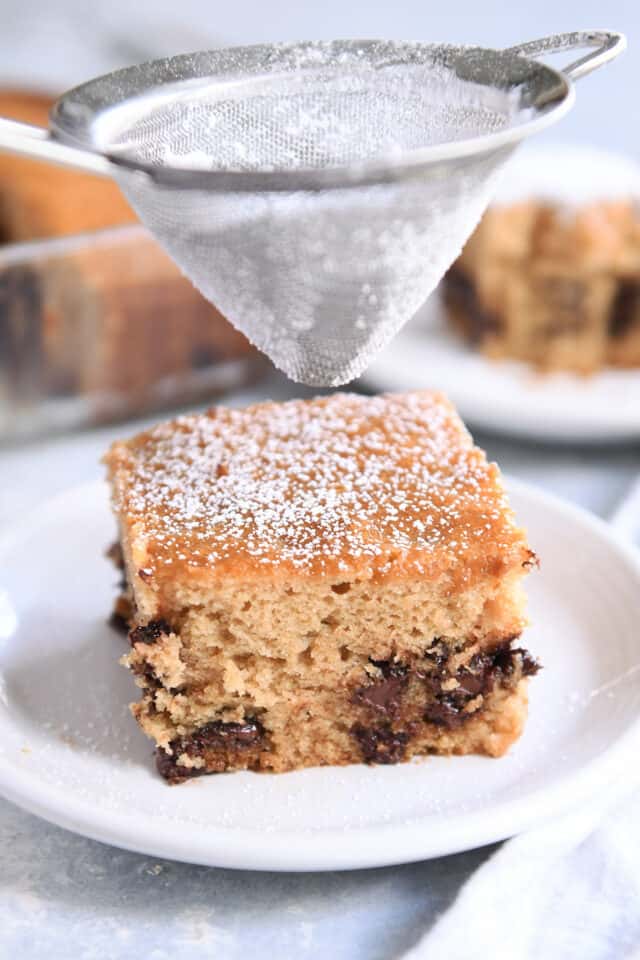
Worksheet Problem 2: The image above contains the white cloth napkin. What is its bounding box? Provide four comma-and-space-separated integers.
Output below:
400, 480, 640, 960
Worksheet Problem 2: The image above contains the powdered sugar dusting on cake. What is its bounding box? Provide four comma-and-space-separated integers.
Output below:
109, 392, 526, 578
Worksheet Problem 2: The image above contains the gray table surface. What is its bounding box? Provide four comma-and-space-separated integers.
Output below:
1, 371, 639, 959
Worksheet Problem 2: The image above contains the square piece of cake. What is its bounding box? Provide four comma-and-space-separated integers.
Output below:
443, 148, 640, 373
105, 391, 538, 782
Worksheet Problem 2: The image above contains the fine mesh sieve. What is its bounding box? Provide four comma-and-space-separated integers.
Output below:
0, 31, 625, 385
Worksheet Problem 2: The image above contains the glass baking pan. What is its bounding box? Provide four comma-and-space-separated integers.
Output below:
0, 224, 267, 442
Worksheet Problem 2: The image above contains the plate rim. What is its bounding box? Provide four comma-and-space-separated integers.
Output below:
1, 478, 640, 872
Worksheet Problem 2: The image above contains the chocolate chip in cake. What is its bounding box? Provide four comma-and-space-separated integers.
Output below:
422, 643, 501, 729
130, 619, 172, 645
156, 719, 266, 783
609, 279, 640, 339
132, 661, 163, 690
108, 594, 132, 635
106, 540, 124, 570
422, 700, 467, 728
423, 642, 540, 728
182, 719, 264, 755
505, 647, 541, 678
108, 610, 130, 635
353, 660, 408, 716
423, 659, 494, 729
169, 719, 265, 764
351, 723, 410, 764
421, 639, 450, 672
155, 748, 210, 784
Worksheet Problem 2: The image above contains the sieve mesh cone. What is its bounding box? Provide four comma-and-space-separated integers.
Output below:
106, 51, 526, 384
116, 148, 510, 385
0, 34, 618, 384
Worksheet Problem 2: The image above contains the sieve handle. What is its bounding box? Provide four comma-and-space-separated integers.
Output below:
505, 30, 626, 82
0, 117, 112, 177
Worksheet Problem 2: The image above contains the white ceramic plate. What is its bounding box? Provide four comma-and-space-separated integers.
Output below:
363, 297, 640, 443
0, 480, 639, 872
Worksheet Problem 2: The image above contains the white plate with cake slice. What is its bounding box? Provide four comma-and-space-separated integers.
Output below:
0, 478, 639, 871
362, 295, 640, 444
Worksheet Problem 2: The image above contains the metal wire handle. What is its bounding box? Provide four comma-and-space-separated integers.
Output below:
0, 116, 111, 177
505, 30, 626, 82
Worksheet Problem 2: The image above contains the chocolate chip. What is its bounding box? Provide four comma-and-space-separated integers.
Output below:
353, 675, 407, 715
155, 749, 210, 784
428, 647, 504, 725
511, 648, 541, 678
108, 610, 129, 635
156, 719, 266, 783
351, 723, 410, 764
180, 720, 264, 755
455, 665, 492, 698
422, 700, 465, 728
138, 568, 153, 583
423, 642, 539, 729
130, 619, 172, 645
609, 280, 640, 339
423, 662, 493, 729
353, 659, 408, 716
106, 541, 125, 570
368, 659, 408, 679
132, 661, 162, 689
105, 541, 127, 589
109, 593, 131, 635
421, 640, 450, 672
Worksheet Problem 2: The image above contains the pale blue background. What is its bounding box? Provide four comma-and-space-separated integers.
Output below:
1, 0, 638, 154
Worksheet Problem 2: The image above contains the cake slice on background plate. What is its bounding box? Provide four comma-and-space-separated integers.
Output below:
443, 146, 640, 372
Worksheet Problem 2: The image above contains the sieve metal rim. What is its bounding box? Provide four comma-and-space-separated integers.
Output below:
41, 32, 618, 192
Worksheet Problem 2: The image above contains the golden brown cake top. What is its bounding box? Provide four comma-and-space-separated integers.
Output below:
106, 391, 530, 583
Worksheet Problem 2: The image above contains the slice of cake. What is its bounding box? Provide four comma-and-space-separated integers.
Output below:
443, 147, 640, 373
105, 391, 538, 782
